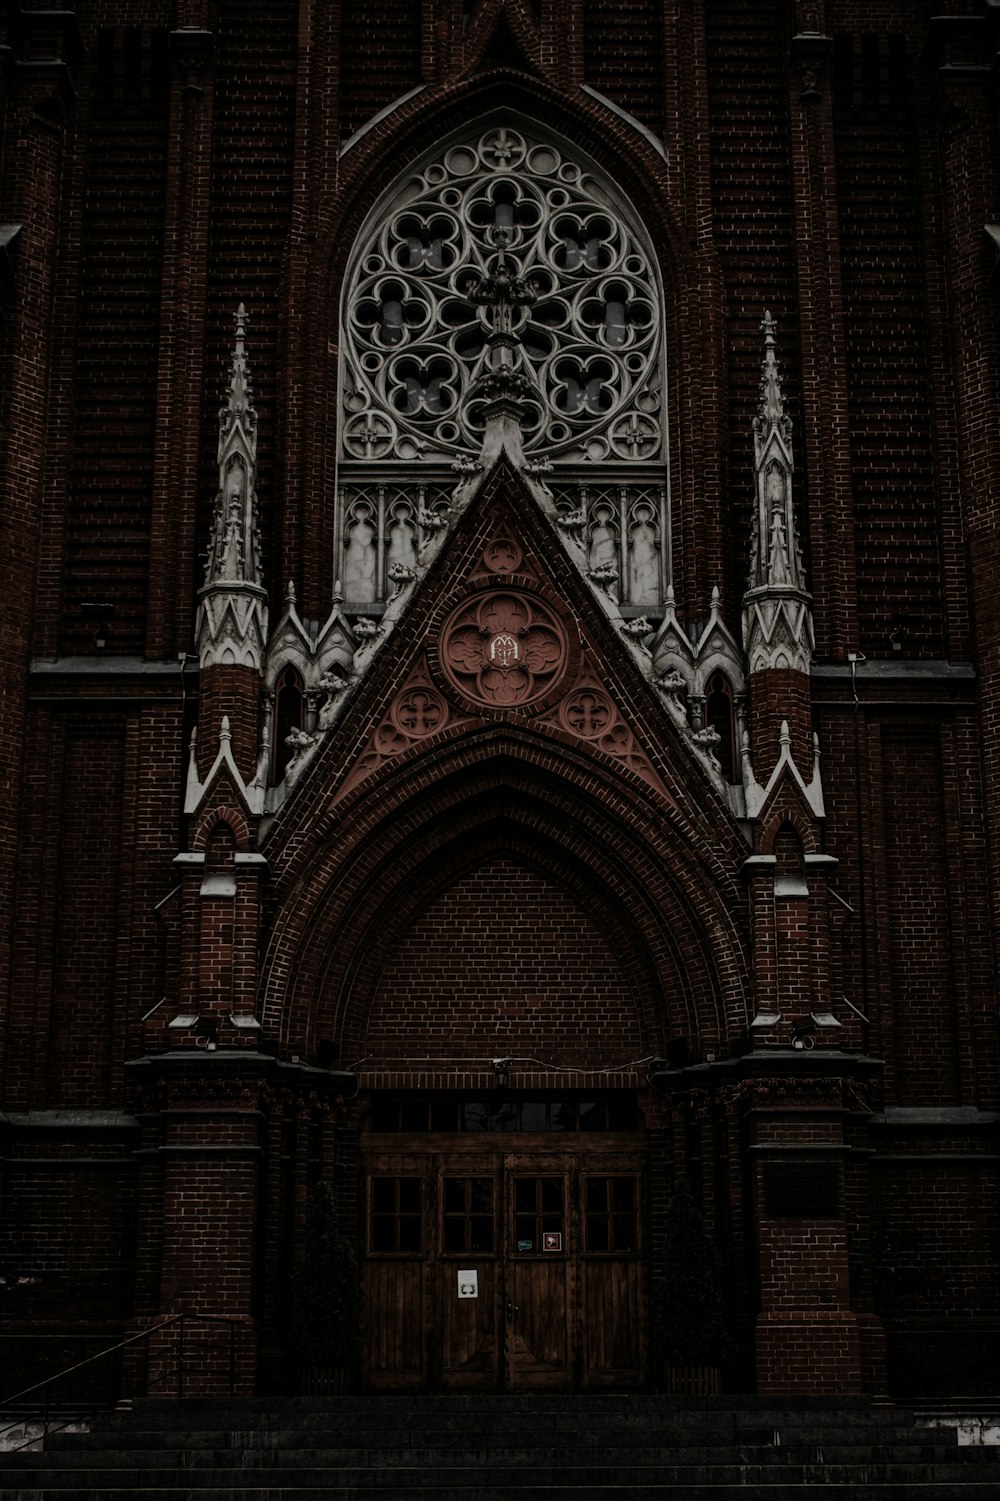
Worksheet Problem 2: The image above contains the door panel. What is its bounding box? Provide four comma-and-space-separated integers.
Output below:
436, 1162, 501, 1388
509, 1258, 572, 1385
362, 1158, 430, 1389
364, 1258, 425, 1384
581, 1260, 643, 1381
505, 1164, 573, 1389
361, 1112, 646, 1392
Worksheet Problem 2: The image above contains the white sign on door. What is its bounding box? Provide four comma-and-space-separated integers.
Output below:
457, 1269, 478, 1299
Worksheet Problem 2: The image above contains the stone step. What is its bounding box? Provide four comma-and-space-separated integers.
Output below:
4, 1485, 1000, 1501
18, 1442, 993, 1468
6, 1461, 1000, 1490
40, 1425, 959, 1455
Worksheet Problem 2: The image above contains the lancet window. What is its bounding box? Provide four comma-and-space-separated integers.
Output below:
337, 120, 669, 613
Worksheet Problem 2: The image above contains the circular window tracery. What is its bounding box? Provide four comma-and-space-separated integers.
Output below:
342, 124, 663, 463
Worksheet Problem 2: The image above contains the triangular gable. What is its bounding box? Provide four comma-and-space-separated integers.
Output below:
264, 459, 748, 869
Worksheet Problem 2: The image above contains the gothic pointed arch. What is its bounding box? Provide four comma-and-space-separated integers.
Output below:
334, 110, 673, 617
258, 726, 752, 1069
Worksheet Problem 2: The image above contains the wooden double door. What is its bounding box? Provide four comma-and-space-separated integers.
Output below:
361, 1132, 646, 1391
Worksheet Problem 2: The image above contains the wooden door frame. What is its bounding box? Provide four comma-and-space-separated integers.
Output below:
359, 1099, 647, 1392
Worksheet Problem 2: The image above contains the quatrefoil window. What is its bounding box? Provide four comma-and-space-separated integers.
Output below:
341, 123, 664, 464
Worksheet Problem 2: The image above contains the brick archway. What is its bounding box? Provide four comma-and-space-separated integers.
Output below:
260, 727, 751, 1062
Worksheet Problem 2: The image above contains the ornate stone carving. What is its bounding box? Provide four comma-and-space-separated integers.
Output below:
284, 726, 318, 786
481, 536, 523, 573
340, 124, 662, 464
742, 313, 815, 677
196, 305, 269, 671
538, 660, 677, 806
439, 590, 567, 708
335, 662, 473, 801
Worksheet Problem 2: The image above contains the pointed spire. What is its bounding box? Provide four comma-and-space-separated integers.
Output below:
196, 303, 269, 671
224, 302, 254, 428
754, 310, 791, 445
742, 312, 813, 676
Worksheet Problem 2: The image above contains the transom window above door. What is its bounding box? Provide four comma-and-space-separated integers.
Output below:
367, 1093, 639, 1134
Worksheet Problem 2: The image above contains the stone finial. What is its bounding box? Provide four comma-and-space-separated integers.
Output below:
742, 312, 814, 676
196, 304, 269, 671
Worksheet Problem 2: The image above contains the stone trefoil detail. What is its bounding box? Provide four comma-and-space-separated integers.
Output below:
742, 312, 815, 677
197, 304, 269, 671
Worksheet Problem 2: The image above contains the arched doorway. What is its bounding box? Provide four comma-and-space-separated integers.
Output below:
349, 842, 655, 1391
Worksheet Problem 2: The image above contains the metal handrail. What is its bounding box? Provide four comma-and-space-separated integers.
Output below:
0, 1312, 243, 1450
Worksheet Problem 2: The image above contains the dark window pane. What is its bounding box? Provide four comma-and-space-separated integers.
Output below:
515, 1180, 536, 1214
398, 1178, 421, 1214
372, 1179, 395, 1213
464, 1102, 488, 1132
443, 1218, 465, 1253
578, 1101, 604, 1131
397, 1216, 421, 1253
607, 1099, 635, 1131
370, 1100, 398, 1132
490, 1101, 517, 1132
444, 1179, 465, 1214
371, 1216, 395, 1251
613, 1178, 635, 1211
541, 1178, 563, 1213
470, 1179, 492, 1214
470, 1217, 493, 1252
587, 1178, 608, 1212
515, 1215, 535, 1247
550, 1101, 576, 1132
587, 1217, 609, 1252
431, 1100, 459, 1131
613, 1212, 635, 1251
521, 1102, 547, 1131
541, 1214, 563, 1237
400, 1100, 427, 1132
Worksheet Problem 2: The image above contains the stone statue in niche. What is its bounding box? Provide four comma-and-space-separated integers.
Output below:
344, 503, 378, 600
588, 503, 618, 573
627, 500, 659, 606
386, 512, 417, 573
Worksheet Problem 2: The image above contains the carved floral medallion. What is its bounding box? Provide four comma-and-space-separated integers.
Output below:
439, 591, 568, 708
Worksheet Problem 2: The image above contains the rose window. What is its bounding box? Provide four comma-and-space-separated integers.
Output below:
439, 592, 569, 708
341, 124, 662, 463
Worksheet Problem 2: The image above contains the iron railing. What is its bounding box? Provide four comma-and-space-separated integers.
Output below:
0, 1313, 243, 1451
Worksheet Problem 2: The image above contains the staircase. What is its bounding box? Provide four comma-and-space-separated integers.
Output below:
3, 1395, 1000, 1498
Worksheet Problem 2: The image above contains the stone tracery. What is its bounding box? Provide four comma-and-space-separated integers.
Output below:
341, 124, 662, 465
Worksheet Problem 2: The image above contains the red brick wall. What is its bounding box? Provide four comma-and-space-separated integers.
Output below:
880, 722, 958, 1105
832, 29, 945, 659
198, 0, 298, 597
339, 1, 423, 141
365, 855, 646, 1068
48, 729, 126, 1106
705, 0, 802, 613
62, 23, 170, 657
582, 0, 664, 134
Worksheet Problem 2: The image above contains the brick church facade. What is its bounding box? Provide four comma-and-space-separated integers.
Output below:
1, 0, 998, 1404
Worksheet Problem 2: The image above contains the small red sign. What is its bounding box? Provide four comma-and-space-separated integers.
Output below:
542, 1232, 562, 1252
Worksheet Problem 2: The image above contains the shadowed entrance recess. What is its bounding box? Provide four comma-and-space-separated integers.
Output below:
361, 1093, 646, 1391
